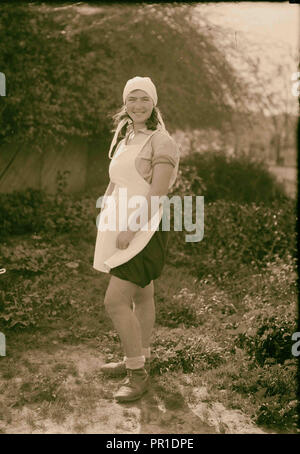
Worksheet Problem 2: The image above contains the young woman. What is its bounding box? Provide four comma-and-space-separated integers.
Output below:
93, 76, 180, 403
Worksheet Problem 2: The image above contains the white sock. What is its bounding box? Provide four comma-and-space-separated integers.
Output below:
125, 355, 145, 370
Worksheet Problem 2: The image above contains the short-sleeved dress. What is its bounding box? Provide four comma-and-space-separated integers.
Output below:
93, 126, 180, 288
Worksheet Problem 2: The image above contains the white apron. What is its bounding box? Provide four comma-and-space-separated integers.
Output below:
93, 130, 163, 273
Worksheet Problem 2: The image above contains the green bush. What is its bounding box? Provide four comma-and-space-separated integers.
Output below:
0, 188, 48, 236
167, 151, 296, 279
254, 362, 298, 430
167, 197, 297, 279
0, 3, 241, 149
172, 150, 288, 205
256, 400, 298, 430
237, 303, 297, 366
43, 194, 94, 234
0, 173, 95, 237
227, 359, 298, 431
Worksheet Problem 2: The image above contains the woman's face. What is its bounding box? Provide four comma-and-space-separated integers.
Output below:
125, 89, 154, 126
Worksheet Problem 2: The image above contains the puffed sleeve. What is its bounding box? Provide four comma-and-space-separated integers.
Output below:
151, 131, 179, 168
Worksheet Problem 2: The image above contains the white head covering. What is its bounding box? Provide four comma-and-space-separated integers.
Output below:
123, 76, 158, 106
108, 76, 166, 159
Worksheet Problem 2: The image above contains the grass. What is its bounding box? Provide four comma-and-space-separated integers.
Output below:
0, 228, 298, 434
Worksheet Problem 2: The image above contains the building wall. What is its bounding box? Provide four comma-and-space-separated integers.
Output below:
0, 143, 41, 193
0, 136, 111, 195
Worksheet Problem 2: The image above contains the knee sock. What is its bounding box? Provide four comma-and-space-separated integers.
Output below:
125, 355, 145, 370
123, 348, 150, 364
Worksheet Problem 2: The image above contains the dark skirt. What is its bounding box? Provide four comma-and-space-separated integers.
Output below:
109, 217, 169, 288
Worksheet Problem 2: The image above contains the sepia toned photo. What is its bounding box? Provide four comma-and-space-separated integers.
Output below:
0, 1, 298, 435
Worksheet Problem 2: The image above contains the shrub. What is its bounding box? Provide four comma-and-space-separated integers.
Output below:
167, 150, 296, 278
227, 359, 298, 431
172, 150, 288, 205
43, 194, 94, 234
0, 172, 95, 237
0, 188, 48, 236
167, 197, 297, 279
0, 3, 242, 147
254, 361, 298, 430
255, 400, 298, 430
237, 303, 297, 366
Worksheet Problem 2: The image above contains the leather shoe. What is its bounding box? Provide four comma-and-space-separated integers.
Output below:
114, 367, 149, 403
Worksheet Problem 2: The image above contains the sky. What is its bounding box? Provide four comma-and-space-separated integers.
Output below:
194, 2, 299, 115
196, 2, 298, 51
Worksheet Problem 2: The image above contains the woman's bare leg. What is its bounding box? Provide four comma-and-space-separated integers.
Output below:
132, 280, 155, 350
104, 275, 143, 359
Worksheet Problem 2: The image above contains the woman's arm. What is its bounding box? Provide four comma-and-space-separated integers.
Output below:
127, 162, 174, 232
150, 162, 174, 197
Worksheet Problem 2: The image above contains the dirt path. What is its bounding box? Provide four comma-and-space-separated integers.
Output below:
1, 343, 268, 434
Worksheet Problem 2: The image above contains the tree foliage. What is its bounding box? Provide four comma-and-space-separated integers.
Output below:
0, 2, 248, 152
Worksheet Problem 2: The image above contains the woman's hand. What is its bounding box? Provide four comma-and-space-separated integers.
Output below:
116, 230, 136, 249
